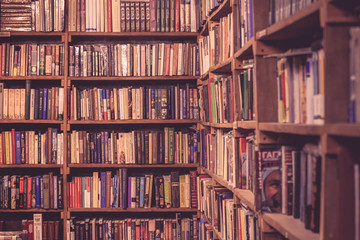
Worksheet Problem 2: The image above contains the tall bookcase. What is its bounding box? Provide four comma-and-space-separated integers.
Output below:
197, 0, 360, 239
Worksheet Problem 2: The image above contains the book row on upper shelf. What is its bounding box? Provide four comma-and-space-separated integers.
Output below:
0, 43, 65, 77
0, 173, 63, 210
0, 0, 65, 32
68, 169, 198, 209
69, 43, 199, 77
68, 84, 199, 121
269, 0, 318, 25
0, 83, 65, 121
277, 49, 324, 125
349, 27, 360, 123
68, 128, 198, 165
198, 175, 259, 240
0, 215, 62, 240
67, 214, 198, 240
68, 0, 202, 33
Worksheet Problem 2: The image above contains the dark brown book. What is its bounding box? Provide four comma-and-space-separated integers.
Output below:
54, 221, 60, 240
48, 221, 55, 240
43, 174, 50, 209
106, 171, 111, 208
120, 1, 126, 32
130, 2, 135, 32
135, 1, 140, 32
158, 176, 165, 208
49, 172, 54, 209
171, 171, 180, 208
140, 1, 146, 32
190, 170, 197, 208
42, 221, 48, 240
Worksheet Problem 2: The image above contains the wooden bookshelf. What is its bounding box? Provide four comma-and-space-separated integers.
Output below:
68, 76, 198, 81
199, 71, 210, 80
0, 76, 64, 80
68, 208, 197, 213
259, 123, 324, 136
68, 120, 200, 125
0, 120, 63, 124
0, 209, 62, 213
262, 213, 320, 240
210, 0, 232, 22
326, 123, 360, 137
202, 168, 256, 211
203, 215, 224, 240
68, 164, 199, 168
234, 38, 254, 60
209, 57, 233, 74
235, 120, 257, 130
201, 122, 234, 129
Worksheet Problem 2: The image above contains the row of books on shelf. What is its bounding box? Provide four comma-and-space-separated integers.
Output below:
257, 144, 321, 233
198, 176, 259, 240
199, 0, 222, 22
0, 0, 64, 32
237, 0, 254, 49
0, 84, 65, 121
67, 214, 197, 240
0, 44, 65, 77
349, 27, 360, 123
67, 170, 198, 209
69, 42, 199, 77
68, 0, 201, 33
277, 49, 324, 124
269, 0, 318, 25
0, 173, 63, 210
68, 84, 199, 121
68, 128, 198, 165
0, 128, 64, 165
0, 214, 62, 240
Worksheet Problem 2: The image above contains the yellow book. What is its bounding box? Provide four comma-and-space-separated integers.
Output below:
163, 175, 171, 208
5, 131, 10, 164
93, 171, 99, 208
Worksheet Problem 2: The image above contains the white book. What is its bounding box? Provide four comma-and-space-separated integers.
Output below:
137, 45, 141, 76
29, 131, 34, 164
58, 87, 64, 120
178, 43, 183, 75
119, 89, 124, 120
169, 46, 174, 76
190, 0, 196, 32
104, 0, 108, 32
54, 0, 58, 31
75, 131, 80, 163
124, 88, 129, 119
121, 45, 127, 76
3, 88, 8, 120
113, 88, 118, 120
86, 0, 90, 31
53, 175, 58, 209
152, 44, 157, 76
41, 133, 45, 164
112, 0, 121, 32
136, 88, 141, 119
30, 89, 35, 120
131, 88, 136, 119
33, 213, 42, 240
60, 0, 65, 31
20, 88, 25, 119
97, 0, 102, 32
8, 89, 15, 120
159, 43, 164, 76
34, 134, 38, 164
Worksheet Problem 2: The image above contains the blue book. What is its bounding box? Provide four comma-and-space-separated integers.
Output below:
35, 176, 41, 208
183, 89, 187, 119
15, 131, 21, 164
193, 133, 197, 164
104, 131, 108, 163
100, 172, 106, 208
43, 88, 48, 120
122, 168, 127, 209
139, 177, 145, 208
112, 173, 118, 208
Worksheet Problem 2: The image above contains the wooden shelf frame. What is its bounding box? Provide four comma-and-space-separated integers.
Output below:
0, 164, 63, 168
68, 76, 199, 81
259, 123, 324, 136
68, 164, 199, 168
68, 119, 200, 125
68, 208, 198, 213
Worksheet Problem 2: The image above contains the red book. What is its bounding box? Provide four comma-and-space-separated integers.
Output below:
175, 0, 180, 32
0, 45, 2, 77
27, 177, 32, 208
189, 170, 198, 208
11, 129, 16, 164
107, 0, 112, 32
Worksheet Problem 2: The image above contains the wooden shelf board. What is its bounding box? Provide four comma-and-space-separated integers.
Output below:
69, 32, 198, 40
201, 122, 234, 129
68, 76, 198, 81
210, 0, 232, 22
256, 1, 322, 41
0, 76, 64, 80
326, 123, 360, 137
69, 208, 197, 213
0, 209, 62, 213
0, 120, 63, 124
262, 213, 320, 240
234, 38, 254, 60
236, 120, 257, 130
68, 120, 200, 124
0, 164, 63, 168
199, 71, 209, 80
202, 168, 256, 211
200, 20, 209, 36
68, 163, 199, 168
259, 123, 324, 135
0, 32, 64, 38
204, 215, 224, 240
209, 57, 233, 74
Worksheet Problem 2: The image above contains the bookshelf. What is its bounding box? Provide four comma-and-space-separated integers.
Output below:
197, 0, 360, 240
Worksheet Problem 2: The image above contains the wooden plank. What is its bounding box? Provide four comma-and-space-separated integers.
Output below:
259, 123, 324, 135
262, 213, 320, 240
0, 120, 63, 124
209, 57, 233, 74
234, 38, 254, 60
69, 32, 198, 37
0, 164, 63, 168
0, 76, 64, 80
69, 208, 197, 212
0, 209, 62, 212
236, 120, 257, 130
68, 76, 198, 81
326, 124, 360, 137
68, 164, 199, 168
68, 120, 200, 124
210, 0, 232, 22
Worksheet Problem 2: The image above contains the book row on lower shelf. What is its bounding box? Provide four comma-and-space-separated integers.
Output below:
0, 173, 63, 210
69, 128, 198, 165
67, 214, 198, 240
258, 144, 322, 233
68, 0, 201, 33
69, 42, 199, 77
198, 175, 259, 240
277, 48, 324, 124
0, 83, 65, 121
68, 169, 197, 209
0, 43, 65, 77
1, 0, 64, 32
0, 128, 64, 165
0, 214, 62, 240
68, 84, 199, 121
